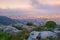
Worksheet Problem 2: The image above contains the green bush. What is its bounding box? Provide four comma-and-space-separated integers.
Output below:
12, 24, 23, 30
45, 21, 57, 28
32, 26, 47, 31
26, 22, 34, 26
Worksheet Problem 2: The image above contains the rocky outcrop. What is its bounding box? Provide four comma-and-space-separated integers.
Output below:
27, 31, 57, 40
0, 26, 21, 34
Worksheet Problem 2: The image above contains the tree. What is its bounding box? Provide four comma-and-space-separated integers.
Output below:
45, 21, 57, 29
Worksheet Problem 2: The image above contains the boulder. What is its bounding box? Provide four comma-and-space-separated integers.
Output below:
0, 26, 21, 34
27, 31, 57, 40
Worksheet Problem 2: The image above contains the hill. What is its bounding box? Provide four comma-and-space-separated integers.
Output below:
0, 16, 20, 25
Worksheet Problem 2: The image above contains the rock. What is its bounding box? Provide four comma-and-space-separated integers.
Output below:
0, 26, 21, 34
22, 25, 35, 30
27, 31, 57, 40
27, 31, 39, 40
40, 31, 57, 39
53, 28, 60, 33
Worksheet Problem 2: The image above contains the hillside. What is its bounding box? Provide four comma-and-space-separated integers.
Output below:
0, 16, 20, 25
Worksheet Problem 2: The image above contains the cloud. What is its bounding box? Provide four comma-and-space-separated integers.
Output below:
31, 0, 60, 8
31, 0, 60, 14
0, 8, 47, 16
0, 0, 60, 15
37, 0, 60, 6
0, 0, 32, 9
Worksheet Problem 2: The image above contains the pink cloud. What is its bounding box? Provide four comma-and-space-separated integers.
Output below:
0, 0, 32, 9
37, 0, 60, 6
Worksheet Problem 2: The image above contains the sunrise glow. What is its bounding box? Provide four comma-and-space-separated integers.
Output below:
0, 0, 60, 19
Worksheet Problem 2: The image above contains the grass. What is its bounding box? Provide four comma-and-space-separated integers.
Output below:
0, 30, 60, 40
0, 30, 25, 40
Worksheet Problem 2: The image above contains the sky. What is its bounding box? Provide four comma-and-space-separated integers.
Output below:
0, 0, 60, 18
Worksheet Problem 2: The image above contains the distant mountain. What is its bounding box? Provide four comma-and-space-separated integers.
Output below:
0, 16, 20, 25
16, 18, 48, 26
0, 16, 46, 26
0, 15, 60, 25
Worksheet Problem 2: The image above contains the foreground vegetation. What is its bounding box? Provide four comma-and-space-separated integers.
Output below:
0, 30, 29, 40
0, 21, 60, 40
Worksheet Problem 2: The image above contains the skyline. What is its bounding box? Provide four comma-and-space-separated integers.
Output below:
0, 0, 60, 18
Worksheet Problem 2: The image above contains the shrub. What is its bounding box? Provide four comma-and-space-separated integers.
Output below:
45, 21, 57, 28
26, 22, 34, 26
12, 24, 23, 30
